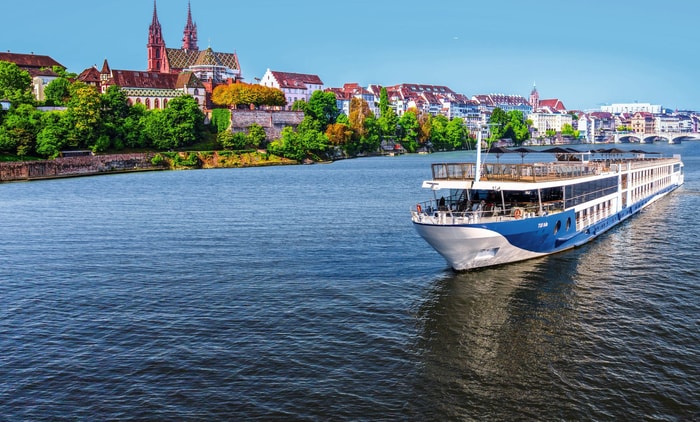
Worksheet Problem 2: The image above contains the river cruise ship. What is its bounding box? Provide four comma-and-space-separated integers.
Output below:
411, 147, 684, 271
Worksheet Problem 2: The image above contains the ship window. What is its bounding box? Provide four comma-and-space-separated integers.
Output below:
554, 220, 561, 235
566, 217, 571, 231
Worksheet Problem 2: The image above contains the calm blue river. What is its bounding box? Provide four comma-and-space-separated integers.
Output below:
1, 142, 698, 420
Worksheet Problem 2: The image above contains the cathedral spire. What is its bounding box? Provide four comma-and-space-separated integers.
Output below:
182, 1, 199, 51
147, 0, 166, 72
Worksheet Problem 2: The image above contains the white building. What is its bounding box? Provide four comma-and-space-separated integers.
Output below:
656, 115, 681, 132
0, 52, 65, 102
259, 69, 324, 110
601, 103, 662, 115
528, 112, 573, 133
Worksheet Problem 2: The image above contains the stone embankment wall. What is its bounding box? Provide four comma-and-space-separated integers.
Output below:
0, 153, 160, 182
230, 110, 304, 140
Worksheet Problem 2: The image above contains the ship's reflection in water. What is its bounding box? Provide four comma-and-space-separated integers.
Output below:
411, 253, 588, 419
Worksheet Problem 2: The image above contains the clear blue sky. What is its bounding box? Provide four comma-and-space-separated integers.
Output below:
4, 0, 699, 111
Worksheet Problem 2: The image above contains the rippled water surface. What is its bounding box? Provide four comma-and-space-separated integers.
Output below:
1, 143, 698, 420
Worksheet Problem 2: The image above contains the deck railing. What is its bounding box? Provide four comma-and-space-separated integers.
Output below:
430, 162, 608, 182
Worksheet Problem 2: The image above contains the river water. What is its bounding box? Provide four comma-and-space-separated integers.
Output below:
0, 143, 698, 420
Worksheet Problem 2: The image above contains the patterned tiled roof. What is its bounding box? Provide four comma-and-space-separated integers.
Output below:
166, 47, 239, 71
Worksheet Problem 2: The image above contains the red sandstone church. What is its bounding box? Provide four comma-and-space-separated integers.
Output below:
79, 0, 242, 113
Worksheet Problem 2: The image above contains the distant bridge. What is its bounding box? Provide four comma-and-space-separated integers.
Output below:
614, 132, 700, 144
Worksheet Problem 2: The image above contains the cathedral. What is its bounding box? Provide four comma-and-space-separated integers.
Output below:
147, 0, 242, 88
79, 1, 241, 113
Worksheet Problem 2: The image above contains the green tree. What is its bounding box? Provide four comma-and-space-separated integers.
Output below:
398, 109, 420, 152
219, 131, 247, 150
488, 108, 530, 145
210, 108, 231, 133
377, 88, 399, 140
65, 83, 102, 149
0, 103, 41, 156
488, 107, 509, 142
123, 103, 148, 148
561, 123, 578, 137
142, 109, 171, 149
379, 87, 390, 117
0, 61, 33, 105
146, 95, 205, 150
430, 114, 449, 150
43, 77, 72, 106
446, 117, 468, 149
36, 111, 69, 158
268, 117, 329, 162
305, 90, 339, 129
99, 85, 132, 150
247, 123, 267, 148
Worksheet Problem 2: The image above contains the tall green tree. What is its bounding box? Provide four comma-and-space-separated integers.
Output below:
305, 90, 340, 129
398, 109, 420, 152
0, 103, 42, 156
379, 87, 390, 117
65, 83, 102, 149
143, 95, 205, 150
488, 108, 530, 145
0, 61, 33, 105
36, 111, 69, 158
43, 77, 72, 106
430, 114, 449, 150
377, 87, 398, 139
446, 117, 468, 149
268, 116, 329, 162
100, 85, 132, 150
247, 123, 267, 147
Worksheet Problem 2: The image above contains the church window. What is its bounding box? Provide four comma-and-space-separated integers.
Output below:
145, 98, 151, 108
154, 99, 160, 109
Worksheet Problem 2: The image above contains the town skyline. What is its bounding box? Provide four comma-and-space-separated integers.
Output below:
4, 0, 699, 112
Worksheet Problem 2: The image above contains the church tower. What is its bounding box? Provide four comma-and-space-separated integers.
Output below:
529, 82, 540, 111
182, 1, 199, 51
147, 0, 166, 72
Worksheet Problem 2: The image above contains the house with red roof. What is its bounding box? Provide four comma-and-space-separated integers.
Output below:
472, 93, 532, 115
365, 83, 479, 123
259, 69, 324, 110
94, 59, 205, 110
0, 51, 65, 101
325, 83, 378, 116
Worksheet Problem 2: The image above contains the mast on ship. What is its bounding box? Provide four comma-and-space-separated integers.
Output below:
475, 127, 483, 182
